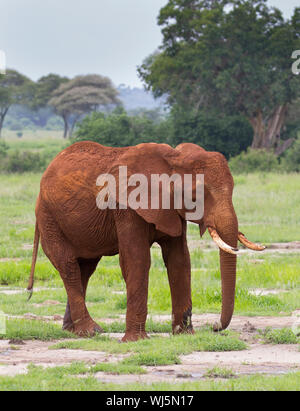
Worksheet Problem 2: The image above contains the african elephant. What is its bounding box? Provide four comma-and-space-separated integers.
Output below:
27, 141, 264, 342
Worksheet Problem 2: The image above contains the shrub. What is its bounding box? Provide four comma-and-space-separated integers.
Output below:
229, 148, 280, 174
0, 140, 8, 158
169, 107, 253, 159
0, 150, 46, 173
73, 108, 173, 147
280, 138, 300, 172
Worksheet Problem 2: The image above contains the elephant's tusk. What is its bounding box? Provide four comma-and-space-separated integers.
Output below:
208, 227, 239, 255
238, 232, 266, 251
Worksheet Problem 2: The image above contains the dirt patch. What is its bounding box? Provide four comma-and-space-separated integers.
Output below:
0, 315, 299, 381
0, 339, 128, 377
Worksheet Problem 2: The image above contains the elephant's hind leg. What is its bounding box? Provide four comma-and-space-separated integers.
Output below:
39, 213, 100, 337
63, 258, 102, 333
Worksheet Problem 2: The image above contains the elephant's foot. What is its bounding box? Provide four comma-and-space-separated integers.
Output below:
172, 309, 194, 335
173, 325, 194, 335
72, 317, 103, 337
121, 331, 149, 343
62, 321, 75, 333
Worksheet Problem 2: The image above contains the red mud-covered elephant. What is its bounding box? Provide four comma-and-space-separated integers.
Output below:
27, 142, 264, 342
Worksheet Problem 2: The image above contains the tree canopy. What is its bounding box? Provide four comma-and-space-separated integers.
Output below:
0, 69, 34, 136
49, 74, 120, 137
139, 0, 300, 154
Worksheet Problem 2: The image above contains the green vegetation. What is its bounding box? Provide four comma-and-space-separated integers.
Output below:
50, 328, 246, 366
260, 328, 299, 345
203, 367, 236, 379
0, 363, 299, 391
139, 0, 300, 154
0, 172, 299, 321
0, 319, 74, 341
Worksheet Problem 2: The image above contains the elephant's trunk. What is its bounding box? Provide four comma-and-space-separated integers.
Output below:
210, 206, 238, 331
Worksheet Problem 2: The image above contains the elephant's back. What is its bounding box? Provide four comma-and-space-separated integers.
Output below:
39, 141, 126, 212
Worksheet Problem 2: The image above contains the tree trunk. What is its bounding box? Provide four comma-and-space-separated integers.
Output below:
0, 107, 9, 138
62, 113, 69, 139
68, 115, 80, 138
249, 105, 292, 154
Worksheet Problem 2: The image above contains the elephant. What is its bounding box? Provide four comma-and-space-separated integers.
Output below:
27, 141, 265, 342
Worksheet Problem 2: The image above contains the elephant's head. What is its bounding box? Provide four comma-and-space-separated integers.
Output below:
106, 142, 265, 331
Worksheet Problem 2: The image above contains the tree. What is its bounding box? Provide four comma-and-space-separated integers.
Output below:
33, 74, 69, 108
0, 69, 34, 136
139, 0, 300, 154
29, 74, 69, 127
73, 107, 172, 147
49, 74, 120, 138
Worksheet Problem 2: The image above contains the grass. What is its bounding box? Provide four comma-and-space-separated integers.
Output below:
0, 138, 300, 391
259, 327, 300, 345
90, 362, 146, 375
203, 367, 236, 379
0, 318, 74, 341
0, 362, 299, 391
50, 327, 247, 366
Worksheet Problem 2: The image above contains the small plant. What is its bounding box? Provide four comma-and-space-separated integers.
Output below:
204, 367, 236, 379
261, 327, 299, 344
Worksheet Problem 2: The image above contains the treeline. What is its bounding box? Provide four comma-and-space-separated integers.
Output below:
1, 107, 299, 174
1, 0, 300, 173
0, 71, 120, 138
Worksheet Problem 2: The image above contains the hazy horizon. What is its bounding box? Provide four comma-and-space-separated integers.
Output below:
0, 0, 298, 88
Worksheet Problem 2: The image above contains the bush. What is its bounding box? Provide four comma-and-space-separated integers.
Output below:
280, 138, 300, 172
0, 140, 8, 158
168, 107, 253, 159
0, 150, 46, 173
229, 148, 280, 174
73, 108, 173, 147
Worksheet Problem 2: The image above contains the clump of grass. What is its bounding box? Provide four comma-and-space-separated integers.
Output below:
90, 362, 146, 375
261, 327, 299, 344
204, 367, 236, 379
98, 319, 172, 334
0, 319, 74, 341
123, 351, 181, 366
51, 328, 246, 367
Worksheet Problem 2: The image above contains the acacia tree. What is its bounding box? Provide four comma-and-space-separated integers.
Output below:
139, 0, 300, 154
49, 74, 120, 138
0, 69, 33, 136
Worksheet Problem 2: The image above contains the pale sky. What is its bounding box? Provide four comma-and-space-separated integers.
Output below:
0, 0, 298, 87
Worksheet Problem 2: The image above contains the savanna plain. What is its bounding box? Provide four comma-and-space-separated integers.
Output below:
0, 133, 299, 391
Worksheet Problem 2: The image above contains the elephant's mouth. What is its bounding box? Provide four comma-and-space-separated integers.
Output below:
208, 227, 265, 254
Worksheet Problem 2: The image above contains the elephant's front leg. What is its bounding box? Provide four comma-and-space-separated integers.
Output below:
159, 225, 194, 335
116, 212, 151, 342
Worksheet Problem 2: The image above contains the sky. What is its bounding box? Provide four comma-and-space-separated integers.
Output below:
0, 0, 298, 87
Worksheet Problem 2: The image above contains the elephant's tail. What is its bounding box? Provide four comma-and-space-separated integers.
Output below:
27, 222, 40, 300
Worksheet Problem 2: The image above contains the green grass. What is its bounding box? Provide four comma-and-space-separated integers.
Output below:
259, 327, 300, 344
0, 362, 299, 391
203, 366, 236, 379
1, 171, 299, 319
90, 362, 146, 375
0, 318, 74, 341
0, 139, 300, 391
50, 328, 247, 366
1, 249, 300, 318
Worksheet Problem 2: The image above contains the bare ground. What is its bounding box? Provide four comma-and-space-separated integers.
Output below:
0, 314, 299, 381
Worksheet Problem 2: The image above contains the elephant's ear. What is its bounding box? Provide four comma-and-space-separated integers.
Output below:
108, 144, 183, 237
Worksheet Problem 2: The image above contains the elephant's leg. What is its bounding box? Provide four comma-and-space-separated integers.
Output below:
115, 211, 151, 342
39, 215, 99, 337
63, 258, 101, 333
159, 226, 194, 335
